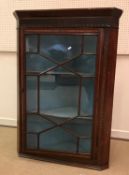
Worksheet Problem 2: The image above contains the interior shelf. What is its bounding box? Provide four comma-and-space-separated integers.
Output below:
42, 107, 92, 119
26, 71, 95, 78
28, 107, 92, 120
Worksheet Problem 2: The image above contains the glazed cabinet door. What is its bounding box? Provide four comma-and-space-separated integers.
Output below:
21, 29, 103, 162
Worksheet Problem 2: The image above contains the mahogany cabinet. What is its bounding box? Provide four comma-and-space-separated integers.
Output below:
14, 8, 122, 169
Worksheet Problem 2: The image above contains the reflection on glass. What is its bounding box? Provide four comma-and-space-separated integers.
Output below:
40, 35, 81, 62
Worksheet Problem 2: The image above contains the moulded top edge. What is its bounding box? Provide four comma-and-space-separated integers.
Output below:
14, 7, 123, 20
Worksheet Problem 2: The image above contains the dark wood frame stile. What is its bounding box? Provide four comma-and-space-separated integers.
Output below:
14, 8, 122, 170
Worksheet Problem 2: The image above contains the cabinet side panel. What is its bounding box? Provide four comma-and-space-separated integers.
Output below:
97, 28, 118, 167
91, 29, 104, 163
18, 28, 26, 153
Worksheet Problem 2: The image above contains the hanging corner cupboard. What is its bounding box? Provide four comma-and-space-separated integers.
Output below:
14, 8, 122, 170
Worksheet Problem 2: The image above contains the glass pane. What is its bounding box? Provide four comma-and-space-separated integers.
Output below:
27, 114, 54, 133
27, 134, 37, 149
79, 139, 92, 153
64, 55, 96, 75
26, 54, 56, 72
39, 127, 77, 152
63, 118, 92, 136
84, 35, 97, 53
26, 35, 38, 53
26, 114, 55, 149
63, 119, 92, 153
26, 76, 37, 112
40, 69, 79, 118
40, 35, 81, 63
81, 79, 95, 116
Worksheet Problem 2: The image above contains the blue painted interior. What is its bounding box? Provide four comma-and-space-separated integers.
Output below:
25, 34, 97, 153
27, 115, 92, 153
